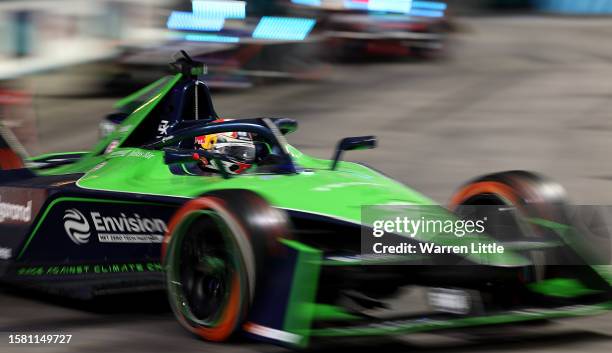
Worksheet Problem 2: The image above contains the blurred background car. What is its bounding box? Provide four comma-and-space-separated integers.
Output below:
285, 0, 452, 60
108, 0, 327, 92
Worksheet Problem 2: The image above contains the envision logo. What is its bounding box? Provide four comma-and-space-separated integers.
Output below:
63, 209, 91, 244
62, 208, 167, 244
91, 212, 167, 235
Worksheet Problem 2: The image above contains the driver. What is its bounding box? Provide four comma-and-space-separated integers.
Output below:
194, 130, 256, 175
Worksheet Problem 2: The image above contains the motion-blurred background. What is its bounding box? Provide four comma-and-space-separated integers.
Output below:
4, 0, 612, 202
1, 1, 612, 352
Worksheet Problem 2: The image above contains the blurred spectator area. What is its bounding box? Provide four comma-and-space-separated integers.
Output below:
0, 0, 177, 81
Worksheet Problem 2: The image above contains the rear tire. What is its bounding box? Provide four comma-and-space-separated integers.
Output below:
162, 190, 290, 342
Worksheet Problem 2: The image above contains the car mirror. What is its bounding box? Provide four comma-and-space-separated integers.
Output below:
274, 118, 298, 135
331, 136, 377, 170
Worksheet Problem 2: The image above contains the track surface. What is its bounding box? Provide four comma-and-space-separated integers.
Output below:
2, 16, 612, 352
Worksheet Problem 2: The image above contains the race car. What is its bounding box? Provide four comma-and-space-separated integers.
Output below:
107, 30, 326, 92
104, 2, 325, 93
285, 0, 451, 59
0, 52, 610, 348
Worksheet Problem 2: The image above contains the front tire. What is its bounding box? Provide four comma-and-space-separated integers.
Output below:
449, 170, 568, 282
162, 190, 290, 342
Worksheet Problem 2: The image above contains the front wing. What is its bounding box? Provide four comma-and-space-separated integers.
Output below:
243, 239, 612, 347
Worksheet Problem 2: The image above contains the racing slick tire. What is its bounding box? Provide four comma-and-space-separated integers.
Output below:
448, 170, 569, 282
162, 190, 290, 342
449, 171, 612, 309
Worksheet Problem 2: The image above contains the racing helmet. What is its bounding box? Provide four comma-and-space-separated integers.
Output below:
194, 130, 256, 174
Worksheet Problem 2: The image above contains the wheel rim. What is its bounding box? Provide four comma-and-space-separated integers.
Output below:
167, 210, 241, 327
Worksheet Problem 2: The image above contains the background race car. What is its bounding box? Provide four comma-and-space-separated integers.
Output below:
285, 0, 451, 59
105, 0, 326, 93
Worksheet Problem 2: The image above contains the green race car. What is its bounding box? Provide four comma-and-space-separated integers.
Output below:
0, 52, 610, 348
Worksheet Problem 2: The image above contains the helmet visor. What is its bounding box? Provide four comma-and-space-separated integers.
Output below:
216, 144, 255, 162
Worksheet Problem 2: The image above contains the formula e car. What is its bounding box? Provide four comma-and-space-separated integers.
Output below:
107, 30, 326, 93
285, 0, 450, 60
0, 52, 610, 348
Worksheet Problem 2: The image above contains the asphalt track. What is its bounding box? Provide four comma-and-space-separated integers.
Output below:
2, 16, 612, 353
